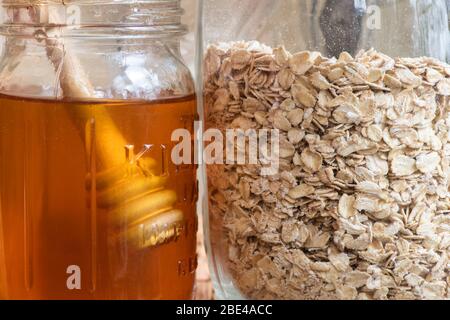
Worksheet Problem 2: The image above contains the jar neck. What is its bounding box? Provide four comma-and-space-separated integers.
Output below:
0, 0, 187, 39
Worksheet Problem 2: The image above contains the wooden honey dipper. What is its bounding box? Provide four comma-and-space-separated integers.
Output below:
35, 3, 184, 249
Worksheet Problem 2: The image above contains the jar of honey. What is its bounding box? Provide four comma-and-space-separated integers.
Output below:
0, 0, 197, 299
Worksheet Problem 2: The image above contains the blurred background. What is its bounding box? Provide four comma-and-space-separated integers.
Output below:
180, 0, 213, 300
181, 0, 197, 74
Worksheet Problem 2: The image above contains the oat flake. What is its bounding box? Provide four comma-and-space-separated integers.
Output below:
205, 41, 450, 300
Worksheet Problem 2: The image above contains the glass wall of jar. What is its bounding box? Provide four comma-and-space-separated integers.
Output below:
0, 0, 197, 299
200, 0, 449, 300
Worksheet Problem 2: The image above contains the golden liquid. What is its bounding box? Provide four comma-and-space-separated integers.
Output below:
0, 94, 197, 299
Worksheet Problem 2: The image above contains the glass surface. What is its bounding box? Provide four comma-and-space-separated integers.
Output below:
200, 0, 449, 300
0, 0, 198, 299
202, 0, 449, 60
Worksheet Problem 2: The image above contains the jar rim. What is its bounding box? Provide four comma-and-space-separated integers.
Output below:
1, 0, 181, 6
0, 0, 187, 38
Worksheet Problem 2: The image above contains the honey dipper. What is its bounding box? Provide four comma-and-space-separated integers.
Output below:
35, 4, 184, 249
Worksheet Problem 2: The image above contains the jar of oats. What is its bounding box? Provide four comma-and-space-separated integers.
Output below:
200, 0, 450, 300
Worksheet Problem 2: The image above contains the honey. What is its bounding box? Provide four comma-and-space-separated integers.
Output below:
0, 93, 197, 299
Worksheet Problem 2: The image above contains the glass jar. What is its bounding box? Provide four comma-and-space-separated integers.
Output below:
0, 0, 197, 299
200, 0, 450, 300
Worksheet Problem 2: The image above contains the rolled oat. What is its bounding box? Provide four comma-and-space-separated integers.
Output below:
205, 41, 450, 300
